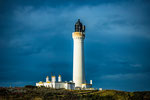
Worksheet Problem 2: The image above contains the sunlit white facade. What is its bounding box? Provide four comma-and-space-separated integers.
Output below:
36, 75, 75, 90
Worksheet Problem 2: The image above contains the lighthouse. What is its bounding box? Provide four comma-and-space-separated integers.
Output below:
72, 19, 86, 87
36, 19, 93, 90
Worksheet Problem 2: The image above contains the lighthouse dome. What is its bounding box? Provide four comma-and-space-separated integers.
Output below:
75, 19, 82, 26
75, 19, 83, 32
75, 19, 85, 32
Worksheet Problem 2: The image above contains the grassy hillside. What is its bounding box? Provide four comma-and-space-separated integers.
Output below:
0, 86, 150, 100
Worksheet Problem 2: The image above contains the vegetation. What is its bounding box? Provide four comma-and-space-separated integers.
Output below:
0, 86, 150, 100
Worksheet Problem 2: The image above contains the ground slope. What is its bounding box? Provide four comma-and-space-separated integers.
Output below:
0, 87, 150, 100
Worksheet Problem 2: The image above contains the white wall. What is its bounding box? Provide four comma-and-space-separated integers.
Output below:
73, 32, 85, 87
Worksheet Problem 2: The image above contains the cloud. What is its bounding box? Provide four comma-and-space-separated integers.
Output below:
11, 1, 150, 37
130, 64, 142, 68
0, 81, 35, 87
101, 73, 148, 80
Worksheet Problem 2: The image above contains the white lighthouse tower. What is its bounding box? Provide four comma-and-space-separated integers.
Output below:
36, 19, 93, 90
72, 19, 86, 87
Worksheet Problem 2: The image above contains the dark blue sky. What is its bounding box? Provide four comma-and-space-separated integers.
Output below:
0, 0, 150, 91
